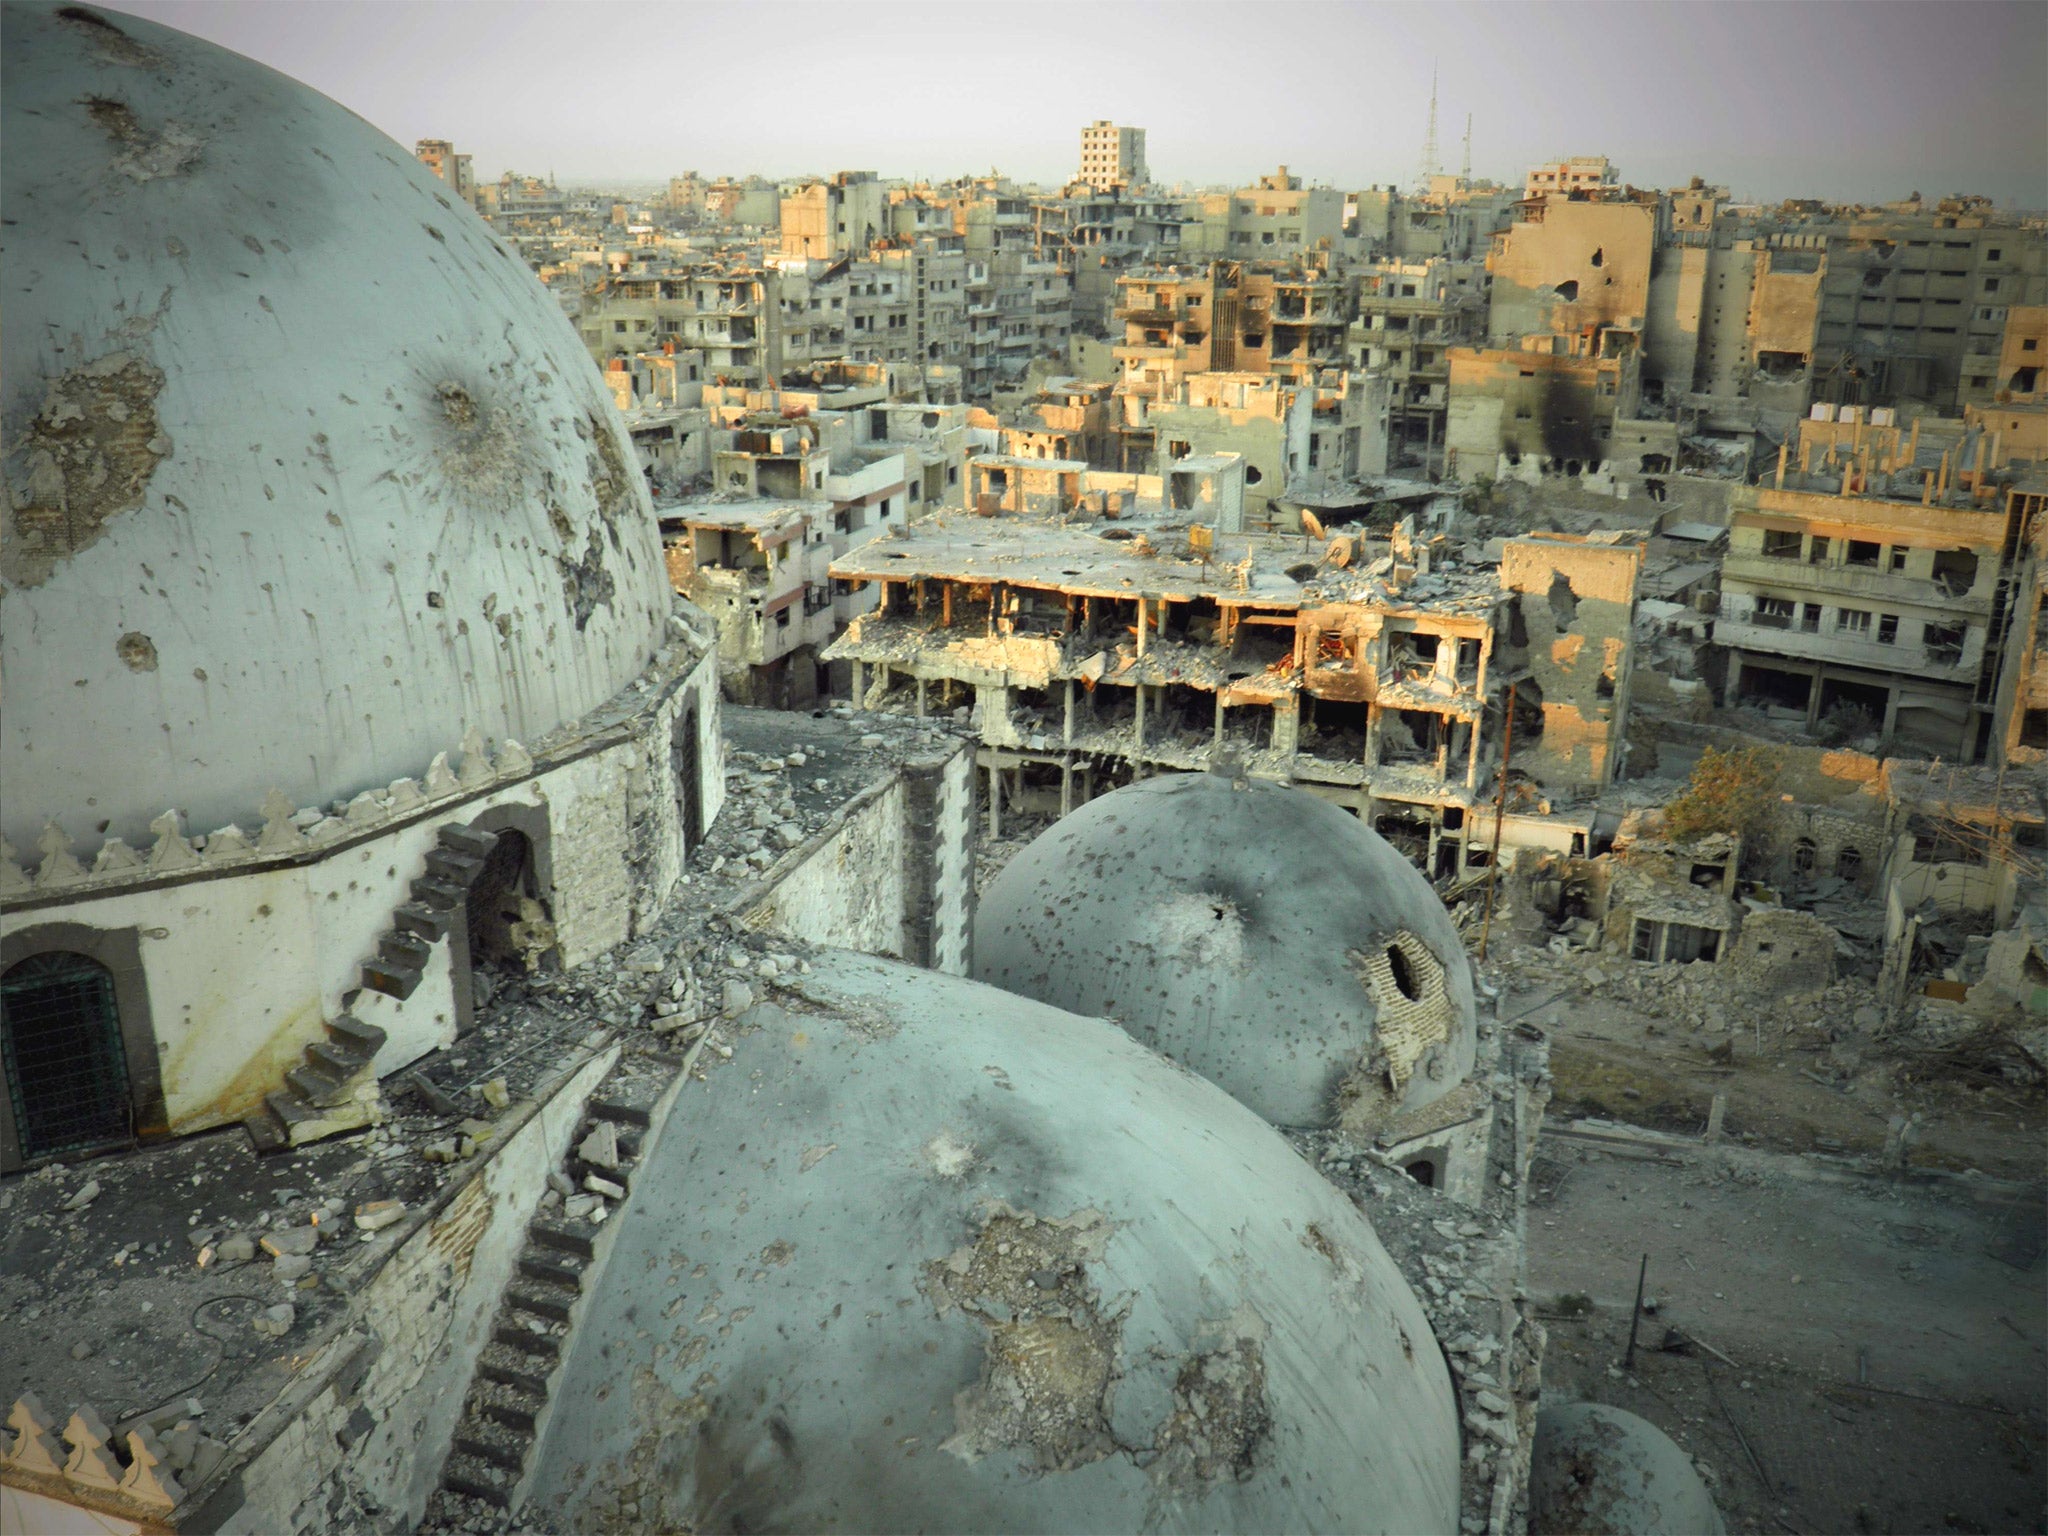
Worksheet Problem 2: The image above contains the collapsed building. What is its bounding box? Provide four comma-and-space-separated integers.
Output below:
825, 495, 1642, 877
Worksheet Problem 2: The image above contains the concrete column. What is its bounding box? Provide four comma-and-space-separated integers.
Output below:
988, 762, 1001, 840
1214, 700, 1226, 747
1060, 764, 1073, 816
1434, 719, 1451, 782
1722, 652, 1743, 710
1364, 704, 1383, 768
1804, 666, 1825, 732
1063, 680, 1075, 746
1133, 684, 1146, 756
1136, 596, 1147, 656
916, 677, 928, 718
1271, 701, 1300, 757
1881, 685, 1900, 746
852, 660, 866, 709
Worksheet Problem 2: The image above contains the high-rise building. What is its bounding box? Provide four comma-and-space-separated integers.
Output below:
413, 137, 475, 207
1078, 120, 1148, 193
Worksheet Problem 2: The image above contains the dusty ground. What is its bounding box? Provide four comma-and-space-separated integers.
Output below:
1501, 983, 2048, 1182
1528, 1132, 2046, 1535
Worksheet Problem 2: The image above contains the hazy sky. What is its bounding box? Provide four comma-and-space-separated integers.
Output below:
115, 0, 2048, 207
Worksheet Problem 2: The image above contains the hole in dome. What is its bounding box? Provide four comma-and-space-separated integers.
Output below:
1387, 943, 1419, 1000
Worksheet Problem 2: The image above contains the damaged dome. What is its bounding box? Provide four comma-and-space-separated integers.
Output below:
522, 952, 1461, 1534
973, 774, 1477, 1130
1530, 1403, 1726, 1536
0, 3, 675, 851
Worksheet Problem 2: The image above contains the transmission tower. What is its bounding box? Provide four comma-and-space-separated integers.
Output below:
1460, 113, 1472, 184
1415, 66, 1439, 194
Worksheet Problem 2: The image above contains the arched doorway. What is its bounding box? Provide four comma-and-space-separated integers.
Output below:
1402, 1157, 1438, 1189
467, 830, 540, 970
1, 951, 132, 1161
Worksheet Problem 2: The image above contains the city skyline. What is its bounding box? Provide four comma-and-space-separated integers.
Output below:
115, 0, 2048, 208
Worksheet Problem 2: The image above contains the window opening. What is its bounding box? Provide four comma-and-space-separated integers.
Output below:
1, 952, 130, 1161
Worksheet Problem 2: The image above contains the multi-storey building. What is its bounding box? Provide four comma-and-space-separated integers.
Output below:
1524, 156, 1619, 202
1078, 120, 1149, 193
413, 139, 475, 207
478, 172, 565, 228
1349, 259, 1488, 463
1190, 166, 1345, 259
779, 171, 886, 260
825, 500, 1640, 872
1718, 412, 2039, 758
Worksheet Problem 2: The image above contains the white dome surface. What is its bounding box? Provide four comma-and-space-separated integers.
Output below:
1, 3, 670, 850
973, 774, 1478, 1130
1531, 1403, 1726, 1536
523, 952, 1462, 1535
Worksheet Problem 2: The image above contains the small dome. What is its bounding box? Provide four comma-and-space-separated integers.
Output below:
1, 4, 672, 851
523, 953, 1461, 1534
973, 775, 1476, 1130
1531, 1403, 1726, 1536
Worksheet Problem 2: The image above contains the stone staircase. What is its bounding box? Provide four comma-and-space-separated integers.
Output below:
243, 1013, 388, 1154
244, 822, 498, 1153
437, 1068, 663, 1511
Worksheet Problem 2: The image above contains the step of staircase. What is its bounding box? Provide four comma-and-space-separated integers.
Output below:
441, 1451, 515, 1508
451, 1415, 530, 1473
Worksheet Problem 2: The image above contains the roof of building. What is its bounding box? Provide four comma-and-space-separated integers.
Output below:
832, 514, 1509, 619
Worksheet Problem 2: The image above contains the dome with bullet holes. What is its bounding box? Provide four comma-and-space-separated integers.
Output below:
973, 773, 1477, 1131
1, 2, 672, 855
521, 951, 1462, 1534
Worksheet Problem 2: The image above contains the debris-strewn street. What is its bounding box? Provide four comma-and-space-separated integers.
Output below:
1529, 1130, 2046, 1535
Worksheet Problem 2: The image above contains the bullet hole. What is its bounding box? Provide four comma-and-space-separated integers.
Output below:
436, 381, 478, 430
426, 591, 444, 608
115, 630, 158, 671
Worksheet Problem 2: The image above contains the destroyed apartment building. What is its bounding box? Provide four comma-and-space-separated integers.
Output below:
825, 483, 1641, 874
1719, 408, 2044, 758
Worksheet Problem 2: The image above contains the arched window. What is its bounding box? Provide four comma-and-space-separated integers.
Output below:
1792, 838, 1817, 878
2, 952, 131, 1161
1836, 847, 1864, 882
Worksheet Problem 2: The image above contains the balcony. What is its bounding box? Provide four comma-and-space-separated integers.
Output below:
1721, 553, 1990, 613
1717, 616, 1979, 683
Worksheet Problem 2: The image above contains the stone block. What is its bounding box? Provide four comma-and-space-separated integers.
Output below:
261, 1227, 318, 1258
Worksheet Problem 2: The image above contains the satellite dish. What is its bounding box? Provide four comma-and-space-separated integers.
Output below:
1300, 508, 1327, 540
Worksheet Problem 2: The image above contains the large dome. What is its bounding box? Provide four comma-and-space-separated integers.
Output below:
0, 3, 671, 851
974, 774, 1477, 1130
523, 952, 1461, 1534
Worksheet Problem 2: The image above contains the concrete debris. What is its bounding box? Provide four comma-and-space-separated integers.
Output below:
354, 1200, 407, 1232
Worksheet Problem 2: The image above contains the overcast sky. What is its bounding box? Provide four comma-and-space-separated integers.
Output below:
115, 0, 2047, 207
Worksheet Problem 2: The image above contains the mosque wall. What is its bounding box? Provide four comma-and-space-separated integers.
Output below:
730, 736, 977, 973
0, 647, 726, 1158
196, 1044, 621, 1535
